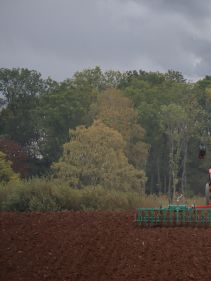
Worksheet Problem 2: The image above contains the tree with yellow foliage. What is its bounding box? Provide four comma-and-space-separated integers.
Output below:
53, 121, 146, 193
0, 151, 20, 184
89, 89, 148, 169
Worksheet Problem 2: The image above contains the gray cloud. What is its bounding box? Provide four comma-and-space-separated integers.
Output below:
0, 0, 211, 81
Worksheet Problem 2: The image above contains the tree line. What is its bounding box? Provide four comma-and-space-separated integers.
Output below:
1, 67, 211, 200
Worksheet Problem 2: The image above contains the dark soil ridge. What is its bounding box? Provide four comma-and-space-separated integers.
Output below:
1, 211, 211, 281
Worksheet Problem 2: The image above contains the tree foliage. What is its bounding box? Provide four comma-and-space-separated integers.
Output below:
0, 68, 58, 155
1, 66, 211, 197
0, 151, 20, 185
53, 121, 146, 192
37, 84, 94, 163
89, 89, 148, 169
0, 138, 29, 177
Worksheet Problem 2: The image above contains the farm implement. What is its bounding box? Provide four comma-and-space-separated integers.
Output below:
136, 182, 211, 227
136, 204, 211, 227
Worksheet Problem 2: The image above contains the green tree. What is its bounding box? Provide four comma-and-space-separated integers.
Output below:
160, 104, 187, 199
0, 151, 19, 184
0, 68, 57, 155
68, 66, 105, 92
38, 82, 95, 164
122, 71, 203, 194
159, 100, 204, 199
68, 66, 124, 92
53, 121, 146, 192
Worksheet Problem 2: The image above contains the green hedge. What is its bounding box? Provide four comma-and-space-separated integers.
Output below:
0, 178, 142, 211
2, 178, 203, 212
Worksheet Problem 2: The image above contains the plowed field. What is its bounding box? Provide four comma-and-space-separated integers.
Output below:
1, 211, 211, 281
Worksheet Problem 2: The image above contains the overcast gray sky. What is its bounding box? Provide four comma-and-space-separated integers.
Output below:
1, 0, 211, 81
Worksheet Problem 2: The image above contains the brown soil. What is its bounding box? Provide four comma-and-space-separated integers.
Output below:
1, 211, 211, 281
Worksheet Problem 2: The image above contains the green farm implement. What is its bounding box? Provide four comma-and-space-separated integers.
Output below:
136, 204, 211, 227
136, 182, 211, 227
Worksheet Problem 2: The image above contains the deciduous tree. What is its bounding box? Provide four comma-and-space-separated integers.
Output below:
53, 121, 146, 192
89, 89, 148, 170
0, 151, 20, 184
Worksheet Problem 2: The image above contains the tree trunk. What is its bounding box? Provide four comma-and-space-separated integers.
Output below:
164, 175, 167, 194
168, 136, 174, 202
157, 157, 161, 194
181, 140, 188, 194
150, 174, 154, 194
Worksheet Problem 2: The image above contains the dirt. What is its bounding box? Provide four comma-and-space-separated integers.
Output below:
1, 211, 211, 281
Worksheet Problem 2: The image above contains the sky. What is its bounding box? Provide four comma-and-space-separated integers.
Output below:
1, 0, 211, 81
